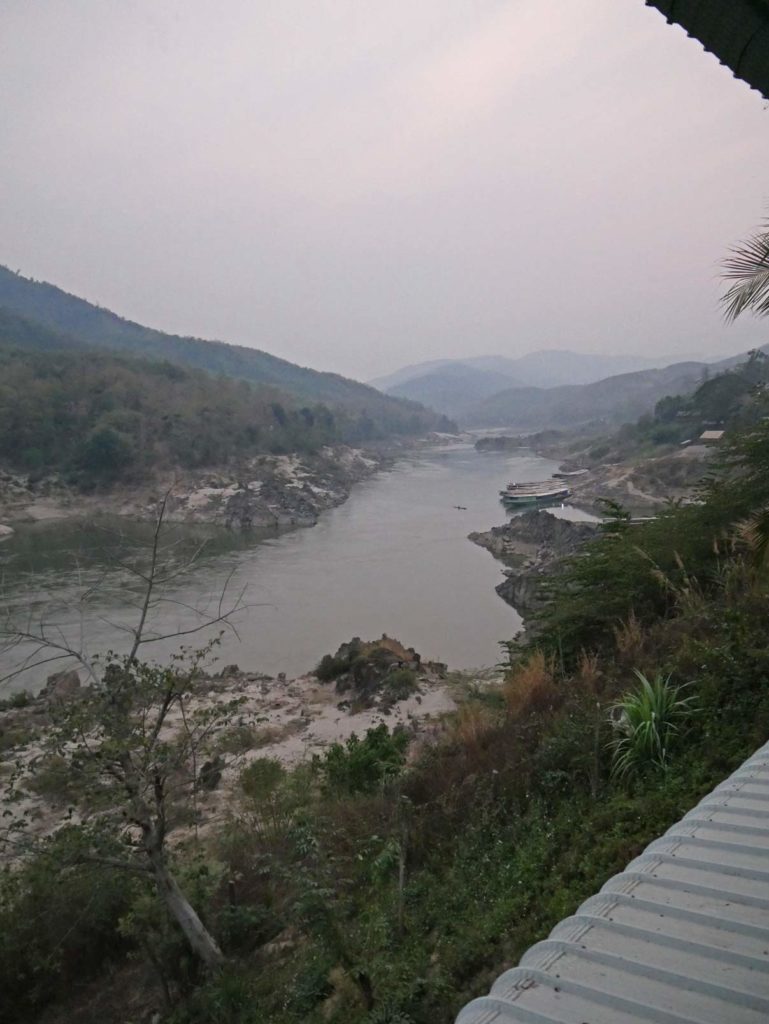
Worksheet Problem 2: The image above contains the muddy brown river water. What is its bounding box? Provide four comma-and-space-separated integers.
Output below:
0, 443, 597, 692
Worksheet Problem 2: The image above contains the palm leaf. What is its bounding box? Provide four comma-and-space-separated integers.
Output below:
721, 225, 769, 322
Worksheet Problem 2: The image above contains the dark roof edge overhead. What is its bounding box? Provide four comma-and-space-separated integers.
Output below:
646, 0, 769, 99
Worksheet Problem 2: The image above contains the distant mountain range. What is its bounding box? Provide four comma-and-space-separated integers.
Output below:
464, 362, 708, 429
370, 350, 664, 394
0, 266, 453, 436
370, 349, 761, 429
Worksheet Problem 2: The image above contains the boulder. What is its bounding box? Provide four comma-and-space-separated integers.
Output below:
40, 668, 81, 703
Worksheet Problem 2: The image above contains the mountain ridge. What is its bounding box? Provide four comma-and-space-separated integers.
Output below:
0, 265, 451, 431
370, 349, 668, 394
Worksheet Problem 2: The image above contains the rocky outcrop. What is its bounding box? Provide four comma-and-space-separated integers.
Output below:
315, 635, 446, 711
474, 430, 564, 453
38, 669, 81, 704
469, 510, 597, 565
0, 446, 388, 532
474, 436, 525, 452
148, 448, 391, 531
469, 510, 599, 618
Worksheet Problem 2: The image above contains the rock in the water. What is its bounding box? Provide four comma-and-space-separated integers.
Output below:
0, 524, 13, 542
469, 509, 597, 564
40, 669, 81, 703
469, 510, 599, 620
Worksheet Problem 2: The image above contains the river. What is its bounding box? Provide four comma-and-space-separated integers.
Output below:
0, 443, 593, 691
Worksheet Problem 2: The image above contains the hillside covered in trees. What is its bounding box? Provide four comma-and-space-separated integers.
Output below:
0, 341, 451, 490
561, 349, 769, 474
0, 267, 454, 443
0, 277, 454, 490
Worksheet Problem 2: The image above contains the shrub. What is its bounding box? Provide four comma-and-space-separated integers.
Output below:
217, 724, 258, 755
383, 668, 418, 704
315, 639, 363, 682
315, 654, 348, 681
609, 670, 698, 779
240, 757, 285, 800
80, 426, 136, 480
0, 827, 137, 1023
503, 651, 559, 719
0, 690, 31, 712
451, 703, 495, 748
313, 725, 409, 795
25, 754, 82, 806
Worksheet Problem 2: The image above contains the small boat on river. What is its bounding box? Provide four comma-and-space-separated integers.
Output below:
499, 480, 571, 506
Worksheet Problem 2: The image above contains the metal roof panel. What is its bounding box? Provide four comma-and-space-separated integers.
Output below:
456, 739, 769, 1023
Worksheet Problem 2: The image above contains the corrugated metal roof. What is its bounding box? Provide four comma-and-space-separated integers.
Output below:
456, 739, 769, 1024
645, 0, 769, 100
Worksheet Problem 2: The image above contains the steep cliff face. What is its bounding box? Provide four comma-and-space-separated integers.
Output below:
469, 510, 599, 617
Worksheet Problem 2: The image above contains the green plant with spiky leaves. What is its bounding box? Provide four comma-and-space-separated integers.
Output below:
609, 670, 698, 779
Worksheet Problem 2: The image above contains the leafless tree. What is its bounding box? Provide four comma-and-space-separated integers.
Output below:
0, 493, 252, 971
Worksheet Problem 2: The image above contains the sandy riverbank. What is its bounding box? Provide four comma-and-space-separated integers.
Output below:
0, 642, 500, 857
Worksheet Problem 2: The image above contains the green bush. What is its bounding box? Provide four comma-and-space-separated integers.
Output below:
0, 827, 137, 1023
80, 426, 136, 480
315, 640, 363, 682
313, 724, 409, 795
240, 757, 286, 800
609, 671, 698, 779
383, 668, 418, 703
217, 724, 258, 755
0, 690, 31, 711
315, 654, 348, 681
25, 754, 82, 806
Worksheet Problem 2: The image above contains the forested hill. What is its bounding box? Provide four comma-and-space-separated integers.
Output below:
0, 306, 90, 355
0, 299, 453, 489
0, 266, 450, 424
0, 339, 427, 487
463, 360, 708, 428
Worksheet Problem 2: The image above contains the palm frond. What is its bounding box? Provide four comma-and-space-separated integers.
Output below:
735, 504, 769, 566
721, 225, 769, 322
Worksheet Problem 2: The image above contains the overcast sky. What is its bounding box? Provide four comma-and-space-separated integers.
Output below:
2, 0, 769, 380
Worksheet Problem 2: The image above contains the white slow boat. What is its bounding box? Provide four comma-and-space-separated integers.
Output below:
499, 480, 571, 506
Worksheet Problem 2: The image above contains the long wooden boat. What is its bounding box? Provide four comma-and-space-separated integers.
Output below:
499, 480, 571, 506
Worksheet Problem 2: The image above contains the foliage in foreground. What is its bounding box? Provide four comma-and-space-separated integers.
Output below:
609, 670, 697, 779
5, 423, 769, 1023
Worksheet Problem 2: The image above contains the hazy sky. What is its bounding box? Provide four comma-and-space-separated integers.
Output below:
2, 0, 769, 380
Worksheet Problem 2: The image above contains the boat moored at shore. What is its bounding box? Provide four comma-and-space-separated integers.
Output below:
499, 480, 571, 506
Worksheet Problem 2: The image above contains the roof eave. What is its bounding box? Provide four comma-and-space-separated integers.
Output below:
645, 0, 769, 100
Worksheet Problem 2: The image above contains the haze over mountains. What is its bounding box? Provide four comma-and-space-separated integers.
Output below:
3, 262, 763, 442
371, 349, 764, 428
0, 266, 454, 440
370, 351, 665, 393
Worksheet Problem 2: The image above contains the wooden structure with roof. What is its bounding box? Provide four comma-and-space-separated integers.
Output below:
645, 1, 769, 99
